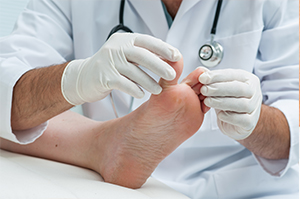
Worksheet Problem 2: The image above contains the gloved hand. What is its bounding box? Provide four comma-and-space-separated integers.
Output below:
61, 33, 181, 105
199, 69, 262, 140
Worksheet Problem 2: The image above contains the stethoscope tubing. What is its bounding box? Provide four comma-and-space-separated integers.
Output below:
107, 0, 134, 118
211, 0, 223, 35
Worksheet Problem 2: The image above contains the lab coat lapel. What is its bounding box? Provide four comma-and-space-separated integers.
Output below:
175, 0, 202, 22
128, 0, 168, 40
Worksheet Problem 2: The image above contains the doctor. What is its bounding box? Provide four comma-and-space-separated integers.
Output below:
0, 0, 298, 198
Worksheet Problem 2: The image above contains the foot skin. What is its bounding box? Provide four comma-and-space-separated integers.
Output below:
91, 58, 206, 189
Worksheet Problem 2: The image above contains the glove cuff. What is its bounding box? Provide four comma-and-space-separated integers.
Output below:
61, 59, 86, 105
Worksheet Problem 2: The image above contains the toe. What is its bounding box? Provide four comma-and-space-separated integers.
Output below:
181, 67, 206, 87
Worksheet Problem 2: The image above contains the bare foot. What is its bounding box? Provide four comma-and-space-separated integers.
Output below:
91, 58, 206, 188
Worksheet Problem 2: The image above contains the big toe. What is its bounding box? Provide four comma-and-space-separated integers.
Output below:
181, 67, 208, 87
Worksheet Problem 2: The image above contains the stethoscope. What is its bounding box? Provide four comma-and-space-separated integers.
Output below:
199, 0, 223, 68
107, 0, 223, 118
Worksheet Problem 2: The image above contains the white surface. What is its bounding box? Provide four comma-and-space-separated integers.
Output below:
0, 149, 190, 199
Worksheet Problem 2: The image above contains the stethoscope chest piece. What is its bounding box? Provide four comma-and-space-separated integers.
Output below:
199, 41, 223, 68
199, 0, 224, 68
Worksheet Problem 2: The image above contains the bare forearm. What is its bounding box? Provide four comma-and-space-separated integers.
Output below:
239, 104, 290, 160
2, 111, 99, 169
11, 62, 73, 130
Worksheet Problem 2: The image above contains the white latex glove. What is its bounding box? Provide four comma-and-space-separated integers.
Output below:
61, 33, 181, 105
199, 69, 262, 140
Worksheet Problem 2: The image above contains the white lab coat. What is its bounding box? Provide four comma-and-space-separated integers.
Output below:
0, 0, 298, 198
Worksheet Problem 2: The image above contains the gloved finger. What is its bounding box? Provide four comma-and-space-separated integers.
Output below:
217, 110, 255, 132
125, 46, 176, 81
204, 97, 253, 113
199, 69, 250, 84
108, 75, 145, 99
200, 81, 253, 98
117, 62, 162, 95
134, 34, 181, 62
159, 57, 183, 87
